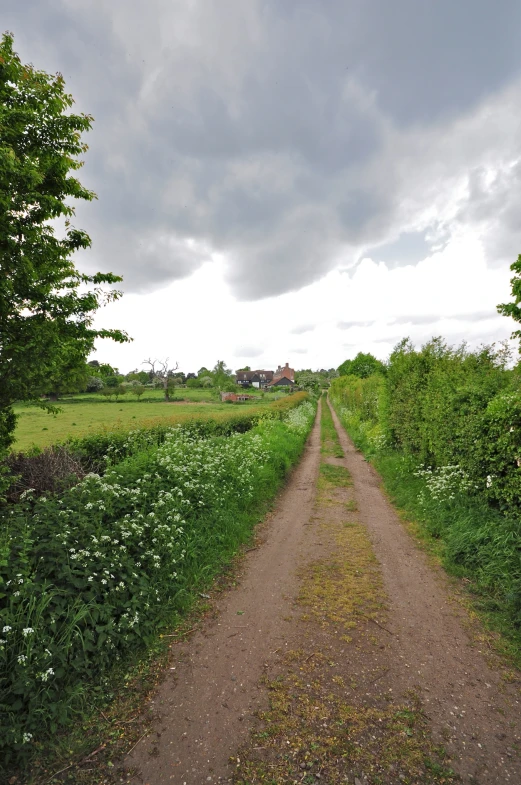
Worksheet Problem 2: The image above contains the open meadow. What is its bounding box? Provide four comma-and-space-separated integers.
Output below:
12, 388, 286, 451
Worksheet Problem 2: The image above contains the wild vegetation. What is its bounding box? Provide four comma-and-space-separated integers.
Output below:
330, 339, 521, 655
1, 395, 315, 766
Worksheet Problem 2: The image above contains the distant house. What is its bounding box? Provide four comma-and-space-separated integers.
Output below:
236, 370, 274, 389
236, 371, 255, 387
251, 370, 273, 388
268, 362, 295, 387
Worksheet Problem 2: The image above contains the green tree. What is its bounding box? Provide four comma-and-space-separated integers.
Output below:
130, 383, 145, 400
126, 370, 149, 384
213, 360, 233, 391
295, 371, 321, 394
497, 253, 521, 347
0, 33, 129, 454
88, 360, 119, 378
338, 352, 386, 379
86, 375, 104, 392
113, 384, 127, 402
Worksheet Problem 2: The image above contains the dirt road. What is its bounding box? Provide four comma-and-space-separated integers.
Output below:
125, 399, 520, 784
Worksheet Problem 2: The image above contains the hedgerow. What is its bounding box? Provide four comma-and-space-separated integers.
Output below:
0, 398, 315, 765
329, 342, 521, 642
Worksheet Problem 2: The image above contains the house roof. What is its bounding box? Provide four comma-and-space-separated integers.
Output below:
236, 369, 274, 382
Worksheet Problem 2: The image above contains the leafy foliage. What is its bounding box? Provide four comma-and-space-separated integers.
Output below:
0, 33, 129, 457
85, 376, 104, 393
497, 253, 521, 347
337, 352, 386, 378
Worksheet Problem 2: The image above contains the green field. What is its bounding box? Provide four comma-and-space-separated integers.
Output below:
12, 388, 285, 451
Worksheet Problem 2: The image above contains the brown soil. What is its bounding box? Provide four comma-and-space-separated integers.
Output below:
124, 399, 520, 784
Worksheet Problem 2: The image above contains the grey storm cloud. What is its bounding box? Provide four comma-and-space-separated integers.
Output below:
4, 0, 521, 299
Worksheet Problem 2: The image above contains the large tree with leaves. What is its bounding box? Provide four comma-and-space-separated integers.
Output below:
0, 33, 129, 453
338, 352, 386, 379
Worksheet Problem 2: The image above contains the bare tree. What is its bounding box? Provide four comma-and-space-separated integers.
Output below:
143, 358, 179, 401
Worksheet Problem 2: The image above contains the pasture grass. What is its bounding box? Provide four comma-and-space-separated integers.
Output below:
12, 394, 281, 452
60, 387, 275, 404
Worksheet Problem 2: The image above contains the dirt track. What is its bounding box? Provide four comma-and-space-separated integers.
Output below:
125, 399, 520, 784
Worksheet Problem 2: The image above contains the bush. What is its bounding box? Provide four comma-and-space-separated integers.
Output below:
85, 376, 103, 393
4, 448, 85, 503
0, 394, 309, 506
329, 342, 521, 652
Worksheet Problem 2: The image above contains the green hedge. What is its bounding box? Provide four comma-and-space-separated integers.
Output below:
329, 342, 521, 642
331, 340, 521, 513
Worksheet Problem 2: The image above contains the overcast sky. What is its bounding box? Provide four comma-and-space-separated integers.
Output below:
5, 1, 521, 372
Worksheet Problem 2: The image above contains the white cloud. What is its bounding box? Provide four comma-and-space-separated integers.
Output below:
91, 233, 517, 372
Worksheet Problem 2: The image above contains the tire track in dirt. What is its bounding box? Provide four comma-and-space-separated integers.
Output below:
328, 399, 521, 783
124, 397, 521, 784
124, 401, 323, 784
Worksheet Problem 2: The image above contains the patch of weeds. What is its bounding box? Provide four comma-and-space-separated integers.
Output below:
320, 399, 344, 459
319, 462, 352, 488
234, 668, 458, 784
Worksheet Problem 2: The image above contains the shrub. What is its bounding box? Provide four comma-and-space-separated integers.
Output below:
85, 376, 103, 393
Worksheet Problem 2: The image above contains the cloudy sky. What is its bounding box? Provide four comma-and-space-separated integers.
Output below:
5, 1, 521, 372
